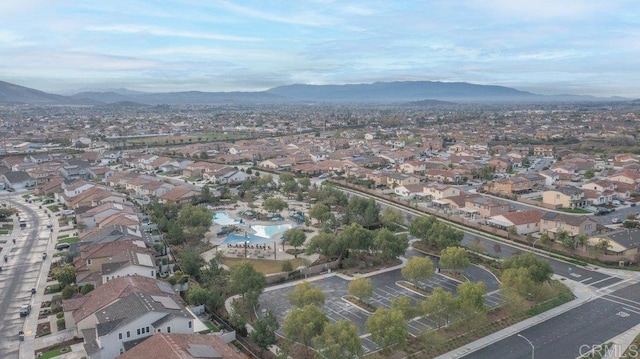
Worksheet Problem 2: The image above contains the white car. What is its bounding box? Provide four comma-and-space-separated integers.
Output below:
612, 218, 623, 224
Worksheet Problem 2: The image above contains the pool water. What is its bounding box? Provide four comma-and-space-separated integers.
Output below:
213, 212, 240, 226
251, 224, 293, 238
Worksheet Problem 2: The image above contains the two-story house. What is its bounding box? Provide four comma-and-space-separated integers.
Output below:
64, 275, 195, 359
542, 186, 587, 209
539, 212, 598, 238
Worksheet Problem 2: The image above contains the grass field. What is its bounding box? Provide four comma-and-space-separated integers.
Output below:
39, 346, 71, 359
222, 257, 306, 274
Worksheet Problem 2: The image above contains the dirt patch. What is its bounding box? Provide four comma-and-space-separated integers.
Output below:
36, 322, 51, 338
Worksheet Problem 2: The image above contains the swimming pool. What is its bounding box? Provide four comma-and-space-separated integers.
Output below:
251, 223, 293, 238
213, 212, 240, 226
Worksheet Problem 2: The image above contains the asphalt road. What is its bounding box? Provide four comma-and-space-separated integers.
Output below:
465, 280, 640, 359
0, 194, 47, 358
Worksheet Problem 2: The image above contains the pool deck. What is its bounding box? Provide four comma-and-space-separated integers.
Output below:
207, 201, 320, 263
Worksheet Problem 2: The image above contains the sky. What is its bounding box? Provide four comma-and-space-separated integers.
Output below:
1, 0, 639, 97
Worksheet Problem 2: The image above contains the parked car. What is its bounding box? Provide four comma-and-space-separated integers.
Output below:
19, 304, 31, 316
55, 243, 70, 250
612, 218, 623, 224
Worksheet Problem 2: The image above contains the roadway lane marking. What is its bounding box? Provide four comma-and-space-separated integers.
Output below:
596, 278, 634, 293
570, 273, 582, 278
579, 277, 593, 283
605, 293, 640, 308
587, 276, 620, 287
600, 296, 640, 313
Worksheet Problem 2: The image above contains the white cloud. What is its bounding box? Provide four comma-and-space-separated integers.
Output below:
85, 24, 260, 42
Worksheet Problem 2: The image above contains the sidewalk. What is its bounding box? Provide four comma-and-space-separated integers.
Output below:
19, 200, 60, 359
434, 276, 595, 359
602, 322, 640, 359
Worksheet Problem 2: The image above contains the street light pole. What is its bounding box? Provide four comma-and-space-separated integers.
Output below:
517, 333, 534, 359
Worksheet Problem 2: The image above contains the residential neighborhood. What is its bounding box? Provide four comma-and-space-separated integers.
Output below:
1, 100, 640, 359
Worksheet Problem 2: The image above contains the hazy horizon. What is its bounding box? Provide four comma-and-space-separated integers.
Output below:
1, 1, 639, 97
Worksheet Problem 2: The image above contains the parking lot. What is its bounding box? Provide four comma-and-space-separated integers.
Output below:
258, 264, 502, 353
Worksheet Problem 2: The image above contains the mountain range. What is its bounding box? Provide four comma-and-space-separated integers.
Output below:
0, 79, 634, 106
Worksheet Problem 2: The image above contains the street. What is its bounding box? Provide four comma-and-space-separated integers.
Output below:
0, 193, 50, 359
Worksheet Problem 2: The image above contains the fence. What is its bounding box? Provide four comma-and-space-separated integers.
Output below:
328, 179, 637, 265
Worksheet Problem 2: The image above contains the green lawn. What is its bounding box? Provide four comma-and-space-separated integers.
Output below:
39, 346, 71, 359
0, 230, 9, 235
57, 237, 79, 245
560, 208, 592, 214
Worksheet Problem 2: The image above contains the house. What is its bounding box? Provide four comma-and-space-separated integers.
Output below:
159, 186, 200, 205
63, 180, 96, 198
258, 158, 294, 171
87, 166, 115, 181
394, 183, 425, 197
542, 186, 587, 209
484, 176, 533, 196
422, 183, 461, 200
533, 145, 554, 157
539, 170, 559, 187
608, 171, 640, 185
64, 275, 195, 359
463, 196, 511, 219
589, 228, 640, 261
424, 169, 463, 184
0, 171, 37, 190
539, 212, 598, 238
79, 203, 137, 230
486, 210, 545, 235
117, 333, 246, 359
74, 240, 156, 288
385, 172, 420, 188
400, 161, 426, 174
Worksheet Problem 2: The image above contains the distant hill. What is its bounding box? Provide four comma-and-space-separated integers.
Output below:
265, 81, 544, 103
73, 90, 285, 105
0, 79, 633, 105
402, 99, 456, 106
0, 80, 92, 105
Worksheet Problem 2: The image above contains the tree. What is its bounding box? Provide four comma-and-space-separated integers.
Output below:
584, 169, 595, 179
401, 256, 435, 286
374, 228, 408, 261
53, 266, 76, 287
348, 278, 372, 302
421, 287, 457, 328
340, 223, 373, 258
409, 215, 437, 241
457, 281, 486, 315
279, 172, 296, 184
380, 207, 405, 230
282, 304, 328, 359
365, 308, 408, 352
263, 197, 288, 214
309, 203, 333, 224
595, 238, 610, 253
229, 261, 266, 309
502, 253, 553, 283
178, 246, 205, 278
439, 246, 470, 273
314, 320, 363, 359
426, 222, 463, 250
306, 232, 346, 259
500, 267, 536, 300
288, 282, 325, 308
391, 296, 416, 320
250, 311, 279, 356
282, 228, 306, 258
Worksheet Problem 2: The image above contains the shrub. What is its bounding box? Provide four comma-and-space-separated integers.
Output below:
57, 318, 66, 330
80, 284, 94, 295
56, 312, 64, 319
61, 285, 75, 299
51, 302, 63, 314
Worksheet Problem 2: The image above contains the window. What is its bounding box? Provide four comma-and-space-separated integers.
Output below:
127, 331, 130, 338
87, 259, 92, 265
137, 328, 141, 335
146, 326, 150, 333
157, 329, 161, 333
151, 270, 154, 277
119, 333, 122, 340
188, 321, 192, 328
167, 326, 171, 333
120, 348, 124, 354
